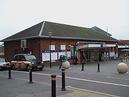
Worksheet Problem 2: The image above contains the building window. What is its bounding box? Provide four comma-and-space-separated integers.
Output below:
49, 45, 55, 50
21, 40, 26, 48
60, 45, 66, 50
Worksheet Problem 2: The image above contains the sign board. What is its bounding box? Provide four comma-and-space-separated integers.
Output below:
51, 52, 58, 60
42, 53, 50, 61
42, 50, 71, 61
42, 52, 57, 61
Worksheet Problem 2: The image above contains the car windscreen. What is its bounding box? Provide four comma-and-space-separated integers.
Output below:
0, 58, 5, 62
24, 55, 36, 61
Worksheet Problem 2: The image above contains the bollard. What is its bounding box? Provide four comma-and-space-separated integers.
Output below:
51, 75, 56, 97
8, 65, 11, 79
61, 68, 66, 91
97, 63, 100, 72
29, 65, 33, 83
81, 63, 84, 71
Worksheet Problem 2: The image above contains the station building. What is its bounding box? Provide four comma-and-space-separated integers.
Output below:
117, 40, 129, 59
2, 21, 118, 64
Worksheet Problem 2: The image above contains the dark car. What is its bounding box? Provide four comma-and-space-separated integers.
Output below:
0, 58, 9, 70
10, 54, 44, 71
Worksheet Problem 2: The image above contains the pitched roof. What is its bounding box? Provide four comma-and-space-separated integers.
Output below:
2, 22, 43, 41
2, 21, 117, 42
118, 40, 129, 45
0, 45, 4, 54
91, 26, 111, 36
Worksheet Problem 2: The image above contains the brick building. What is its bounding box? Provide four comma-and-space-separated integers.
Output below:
2, 21, 118, 64
0, 44, 4, 57
117, 40, 129, 57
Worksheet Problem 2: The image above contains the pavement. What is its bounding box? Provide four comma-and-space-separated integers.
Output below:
0, 60, 129, 97
0, 75, 118, 97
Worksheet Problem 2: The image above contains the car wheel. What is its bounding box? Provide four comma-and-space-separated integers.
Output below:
0, 67, 2, 70
39, 67, 43, 71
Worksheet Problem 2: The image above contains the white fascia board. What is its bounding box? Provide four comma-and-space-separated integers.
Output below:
88, 44, 101, 47
118, 45, 129, 48
103, 44, 116, 47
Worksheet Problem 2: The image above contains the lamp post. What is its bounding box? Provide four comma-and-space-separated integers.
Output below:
98, 49, 100, 72
49, 32, 52, 68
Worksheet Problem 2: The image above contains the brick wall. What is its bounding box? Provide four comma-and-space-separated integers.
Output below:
4, 38, 77, 62
40, 38, 76, 52
4, 41, 20, 61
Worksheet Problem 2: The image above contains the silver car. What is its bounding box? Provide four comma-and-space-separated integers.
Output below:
0, 58, 9, 70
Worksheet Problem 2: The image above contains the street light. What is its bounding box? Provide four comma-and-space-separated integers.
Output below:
49, 32, 52, 68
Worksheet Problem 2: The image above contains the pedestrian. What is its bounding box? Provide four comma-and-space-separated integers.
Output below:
59, 55, 63, 70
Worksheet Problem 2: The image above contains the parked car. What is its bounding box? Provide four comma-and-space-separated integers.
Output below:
0, 58, 9, 70
10, 54, 44, 71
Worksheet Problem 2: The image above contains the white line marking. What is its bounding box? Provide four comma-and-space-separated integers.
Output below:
67, 86, 119, 97
65, 76, 129, 88
13, 71, 129, 88
107, 76, 129, 81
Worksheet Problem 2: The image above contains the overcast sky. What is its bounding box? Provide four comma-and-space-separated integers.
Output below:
0, 0, 129, 43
